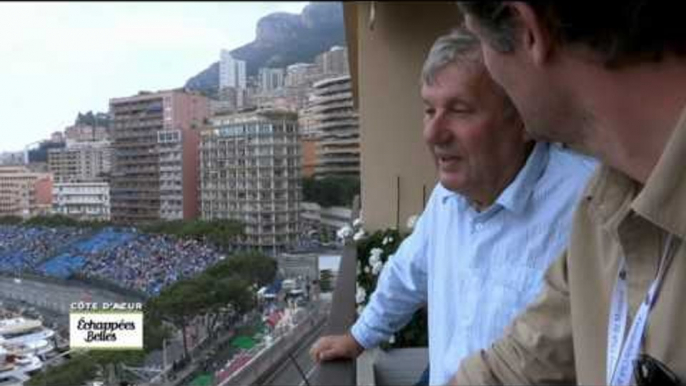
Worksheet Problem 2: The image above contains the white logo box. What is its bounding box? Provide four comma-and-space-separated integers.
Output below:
70, 311, 143, 350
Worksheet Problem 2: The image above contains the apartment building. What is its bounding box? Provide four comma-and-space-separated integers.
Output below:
220, 50, 247, 89
52, 181, 110, 221
47, 141, 112, 183
64, 124, 109, 145
200, 109, 302, 254
309, 75, 360, 177
285, 63, 322, 88
300, 138, 318, 178
258, 67, 286, 93
109, 89, 209, 223
315, 46, 350, 77
0, 166, 52, 218
0, 152, 24, 166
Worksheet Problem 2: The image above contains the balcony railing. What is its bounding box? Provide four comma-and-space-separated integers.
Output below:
310, 243, 357, 386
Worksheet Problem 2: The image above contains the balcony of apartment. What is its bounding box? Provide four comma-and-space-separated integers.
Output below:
317, 143, 361, 154
111, 191, 159, 201
313, 120, 359, 133
317, 142, 360, 154
111, 202, 159, 212
311, 96, 353, 112
311, 92, 354, 107
111, 140, 157, 150
313, 82, 353, 96
316, 105, 358, 117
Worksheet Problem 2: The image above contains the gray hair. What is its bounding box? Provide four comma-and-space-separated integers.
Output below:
421, 27, 483, 86
421, 27, 520, 122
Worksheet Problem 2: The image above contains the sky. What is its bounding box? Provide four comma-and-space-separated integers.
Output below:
0, 1, 309, 152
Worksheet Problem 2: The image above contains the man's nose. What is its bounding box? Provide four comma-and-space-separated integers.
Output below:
424, 113, 451, 145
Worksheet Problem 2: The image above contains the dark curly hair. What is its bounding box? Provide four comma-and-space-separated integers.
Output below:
457, 2, 686, 69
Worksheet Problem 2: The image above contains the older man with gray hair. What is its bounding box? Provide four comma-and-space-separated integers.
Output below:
310, 27, 596, 385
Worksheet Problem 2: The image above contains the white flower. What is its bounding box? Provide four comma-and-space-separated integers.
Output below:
353, 228, 366, 241
357, 304, 365, 315
388, 335, 396, 344
364, 266, 371, 274
382, 235, 394, 245
406, 214, 419, 230
371, 260, 383, 276
369, 247, 383, 265
356, 286, 367, 304
337, 225, 353, 240
352, 217, 363, 228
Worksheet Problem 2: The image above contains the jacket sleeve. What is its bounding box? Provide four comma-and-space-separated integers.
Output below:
452, 249, 577, 385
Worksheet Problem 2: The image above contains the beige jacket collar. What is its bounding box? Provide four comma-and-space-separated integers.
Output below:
584, 105, 686, 240
633, 106, 686, 240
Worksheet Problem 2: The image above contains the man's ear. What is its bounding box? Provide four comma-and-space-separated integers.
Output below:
508, 2, 555, 66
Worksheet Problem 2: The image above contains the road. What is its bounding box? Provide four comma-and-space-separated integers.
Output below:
260, 318, 326, 386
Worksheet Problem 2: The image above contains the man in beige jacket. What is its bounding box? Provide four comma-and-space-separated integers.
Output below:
455, 2, 686, 385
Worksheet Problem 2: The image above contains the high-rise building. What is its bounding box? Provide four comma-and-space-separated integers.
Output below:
64, 124, 109, 145
258, 67, 286, 92
0, 152, 25, 166
220, 50, 247, 89
52, 181, 110, 221
309, 75, 360, 177
0, 166, 52, 218
315, 46, 349, 76
48, 141, 112, 183
50, 131, 65, 143
215, 86, 250, 113
300, 138, 318, 178
200, 109, 302, 254
27, 140, 65, 164
285, 63, 321, 88
109, 89, 209, 223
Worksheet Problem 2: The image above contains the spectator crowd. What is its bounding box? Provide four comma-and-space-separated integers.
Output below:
0, 225, 224, 296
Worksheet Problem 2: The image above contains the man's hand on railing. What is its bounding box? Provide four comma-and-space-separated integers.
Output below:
310, 332, 365, 362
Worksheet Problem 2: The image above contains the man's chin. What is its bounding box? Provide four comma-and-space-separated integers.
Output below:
438, 176, 465, 193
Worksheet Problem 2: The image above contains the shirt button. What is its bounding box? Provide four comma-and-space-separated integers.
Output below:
476, 223, 484, 231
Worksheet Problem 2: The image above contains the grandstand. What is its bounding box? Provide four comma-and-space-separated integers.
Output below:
39, 228, 137, 278
0, 225, 222, 296
0, 226, 88, 274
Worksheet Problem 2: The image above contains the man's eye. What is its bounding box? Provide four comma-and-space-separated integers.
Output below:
424, 108, 435, 116
449, 107, 470, 114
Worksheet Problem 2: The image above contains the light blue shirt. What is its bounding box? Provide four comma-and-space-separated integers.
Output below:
351, 142, 597, 385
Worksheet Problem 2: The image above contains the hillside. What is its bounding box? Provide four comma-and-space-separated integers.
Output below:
184, 2, 346, 97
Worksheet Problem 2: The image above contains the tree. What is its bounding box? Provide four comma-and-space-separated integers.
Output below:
0, 215, 23, 225
27, 351, 98, 386
143, 311, 172, 352
147, 279, 207, 357
204, 252, 277, 288
197, 274, 254, 339
139, 219, 243, 252
302, 176, 360, 207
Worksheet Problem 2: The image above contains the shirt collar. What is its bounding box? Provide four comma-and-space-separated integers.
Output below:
631, 104, 686, 240
438, 141, 549, 215
583, 104, 686, 240
495, 141, 549, 215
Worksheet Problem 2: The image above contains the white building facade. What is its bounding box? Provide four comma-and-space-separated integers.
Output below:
52, 181, 110, 221
220, 50, 247, 89
200, 109, 302, 254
